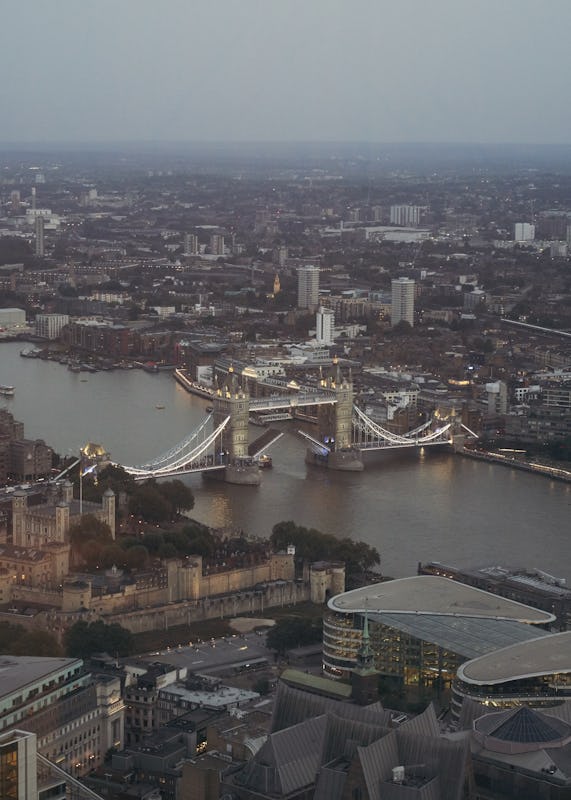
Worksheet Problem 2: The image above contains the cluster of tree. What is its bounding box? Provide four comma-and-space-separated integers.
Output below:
266, 617, 322, 656
123, 521, 216, 561
271, 521, 380, 586
80, 464, 137, 503
64, 620, 133, 659
128, 479, 194, 523
69, 514, 115, 570
78, 467, 194, 526
0, 622, 62, 657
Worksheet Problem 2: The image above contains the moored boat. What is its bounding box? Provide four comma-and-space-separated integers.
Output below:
0, 385, 15, 396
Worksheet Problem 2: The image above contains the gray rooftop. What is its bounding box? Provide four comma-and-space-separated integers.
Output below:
458, 631, 571, 685
0, 656, 82, 698
329, 576, 555, 625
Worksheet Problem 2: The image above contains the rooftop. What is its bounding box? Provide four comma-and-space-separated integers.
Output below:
371, 612, 550, 661
328, 576, 555, 625
458, 631, 571, 685
0, 655, 82, 699
280, 669, 352, 700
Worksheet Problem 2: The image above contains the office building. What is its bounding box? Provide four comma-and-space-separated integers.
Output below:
486, 380, 508, 415
297, 264, 319, 310
10, 191, 20, 213
514, 222, 535, 242
391, 277, 415, 327
452, 631, 571, 718
35, 314, 69, 340
0, 728, 100, 800
316, 306, 334, 345
323, 577, 554, 690
34, 216, 44, 257
0, 656, 124, 779
183, 233, 199, 256
390, 204, 422, 227
210, 234, 225, 256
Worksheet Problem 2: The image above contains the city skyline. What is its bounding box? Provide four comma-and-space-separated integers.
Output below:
3, 0, 571, 145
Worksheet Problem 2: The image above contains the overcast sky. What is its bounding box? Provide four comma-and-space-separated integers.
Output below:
2, 0, 571, 145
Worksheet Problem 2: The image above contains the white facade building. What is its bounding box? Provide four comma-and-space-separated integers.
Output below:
514, 222, 535, 242
390, 205, 422, 227
297, 265, 320, 310
391, 277, 415, 327
486, 380, 508, 415
210, 234, 225, 256
35, 314, 69, 340
316, 306, 335, 345
183, 233, 199, 256
0, 307, 26, 329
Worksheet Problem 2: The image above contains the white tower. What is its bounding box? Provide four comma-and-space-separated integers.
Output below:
391, 277, 415, 327
316, 306, 334, 345
297, 264, 320, 310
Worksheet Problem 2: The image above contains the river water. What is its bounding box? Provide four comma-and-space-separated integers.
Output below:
2, 341, 570, 582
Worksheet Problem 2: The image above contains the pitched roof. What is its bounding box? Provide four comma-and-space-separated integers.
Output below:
236, 715, 328, 796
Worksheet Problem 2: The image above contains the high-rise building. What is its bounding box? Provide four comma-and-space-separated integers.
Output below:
391, 277, 415, 327
210, 234, 225, 256
34, 216, 44, 257
390, 204, 422, 227
316, 306, 334, 345
183, 233, 199, 256
514, 222, 535, 242
10, 190, 20, 213
297, 265, 319, 310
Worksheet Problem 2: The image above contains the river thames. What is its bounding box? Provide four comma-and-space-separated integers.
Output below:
2, 341, 570, 582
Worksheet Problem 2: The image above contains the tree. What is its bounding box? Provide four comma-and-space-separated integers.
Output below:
64, 620, 133, 659
266, 618, 322, 656
0, 622, 62, 657
270, 521, 380, 585
159, 480, 195, 515
69, 515, 113, 569
12, 630, 63, 657
128, 483, 172, 523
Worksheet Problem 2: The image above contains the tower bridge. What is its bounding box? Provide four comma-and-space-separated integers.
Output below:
118, 365, 475, 484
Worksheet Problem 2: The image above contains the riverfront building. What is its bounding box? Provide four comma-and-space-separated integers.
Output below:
323, 577, 554, 691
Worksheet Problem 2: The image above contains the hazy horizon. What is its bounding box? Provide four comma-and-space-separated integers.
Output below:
3, 0, 571, 146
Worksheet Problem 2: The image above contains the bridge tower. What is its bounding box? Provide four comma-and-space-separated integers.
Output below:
212, 368, 260, 485
313, 361, 363, 471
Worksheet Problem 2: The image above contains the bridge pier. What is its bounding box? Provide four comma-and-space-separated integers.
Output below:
306, 447, 364, 471
311, 361, 364, 471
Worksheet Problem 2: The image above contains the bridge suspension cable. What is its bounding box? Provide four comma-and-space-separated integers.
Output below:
352, 405, 453, 447
120, 415, 230, 478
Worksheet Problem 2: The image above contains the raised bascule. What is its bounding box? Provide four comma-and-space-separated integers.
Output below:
118, 364, 476, 484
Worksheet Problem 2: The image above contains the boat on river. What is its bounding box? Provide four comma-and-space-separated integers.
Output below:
0, 385, 15, 396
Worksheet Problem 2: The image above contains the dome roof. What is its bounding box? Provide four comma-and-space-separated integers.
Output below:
81, 442, 106, 458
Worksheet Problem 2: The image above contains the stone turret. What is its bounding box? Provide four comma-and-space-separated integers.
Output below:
11, 489, 27, 546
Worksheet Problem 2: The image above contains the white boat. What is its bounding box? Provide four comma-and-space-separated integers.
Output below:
0, 385, 14, 396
